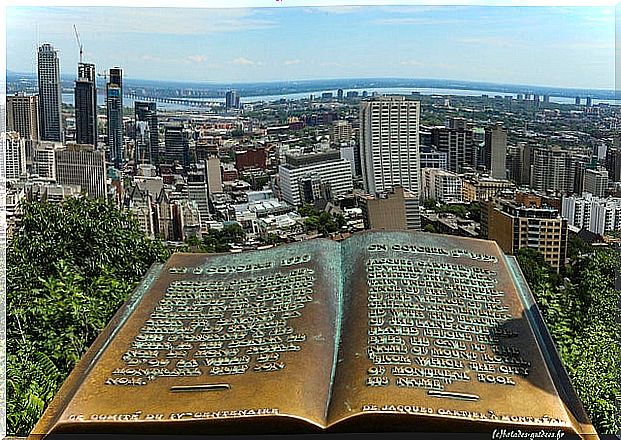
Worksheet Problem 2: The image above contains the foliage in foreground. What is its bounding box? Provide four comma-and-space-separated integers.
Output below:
7, 198, 169, 435
516, 245, 621, 434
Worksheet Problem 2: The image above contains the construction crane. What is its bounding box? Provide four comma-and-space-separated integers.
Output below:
73, 24, 83, 64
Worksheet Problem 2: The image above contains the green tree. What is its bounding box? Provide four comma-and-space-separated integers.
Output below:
517, 247, 621, 434
299, 205, 343, 236
7, 198, 169, 436
200, 224, 246, 253
422, 197, 437, 210
566, 235, 593, 263
423, 224, 437, 233
298, 203, 316, 217
263, 233, 287, 246
438, 203, 469, 219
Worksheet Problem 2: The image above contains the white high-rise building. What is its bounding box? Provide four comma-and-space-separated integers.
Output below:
33, 141, 61, 180
562, 193, 621, 235
421, 168, 463, 203
279, 149, 353, 206
188, 164, 212, 233
6, 132, 27, 181
360, 96, 420, 196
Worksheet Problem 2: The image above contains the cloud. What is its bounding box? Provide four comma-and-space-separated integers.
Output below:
187, 55, 208, 63
283, 59, 301, 65
584, 15, 615, 24
232, 57, 257, 66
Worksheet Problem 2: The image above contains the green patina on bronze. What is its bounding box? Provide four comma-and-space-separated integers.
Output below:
29, 231, 597, 439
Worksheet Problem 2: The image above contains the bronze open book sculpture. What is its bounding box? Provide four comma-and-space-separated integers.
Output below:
30, 231, 597, 439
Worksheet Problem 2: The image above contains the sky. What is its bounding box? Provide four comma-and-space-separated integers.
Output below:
5, 5, 616, 89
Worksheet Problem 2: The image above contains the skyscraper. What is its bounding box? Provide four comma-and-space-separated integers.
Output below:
134, 121, 151, 165
75, 63, 97, 146
187, 164, 212, 231
7, 93, 39, 141
135, 101, 159, 164
33, 141, 60, 180
107, 67, 123, 169
206, 156, 223, 194
484, 125, 508, 180
37, 43, 63, 142
360, 96, 421, 195
430, 119, 475, 173
109, 67, 122, 89
164, 124, 190, 167
531, 147, 577, 194
225, 90, 241, 110
583, 168, 608, 197
605, 147, 621, 182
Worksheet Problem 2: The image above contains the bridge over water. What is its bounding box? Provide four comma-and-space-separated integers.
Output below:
124, 93, 223, 108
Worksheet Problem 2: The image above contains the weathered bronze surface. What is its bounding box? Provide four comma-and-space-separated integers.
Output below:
29, 232, 597, 438
329, 232, 596, 438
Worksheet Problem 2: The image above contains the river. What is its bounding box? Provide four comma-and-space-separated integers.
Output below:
62, 87, 618, 111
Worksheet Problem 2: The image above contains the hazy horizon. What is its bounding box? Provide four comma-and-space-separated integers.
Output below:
6, 5, 615, 90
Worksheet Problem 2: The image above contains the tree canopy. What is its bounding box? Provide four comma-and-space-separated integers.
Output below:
7, 198, 169, 435
298, 204, 346, 236
516, 245, 620, 434
184, 224, 246, 253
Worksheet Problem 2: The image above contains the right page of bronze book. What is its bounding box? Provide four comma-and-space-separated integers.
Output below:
327, 231, 597, 438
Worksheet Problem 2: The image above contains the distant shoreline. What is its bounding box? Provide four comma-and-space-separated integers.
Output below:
7, 72, 616, 101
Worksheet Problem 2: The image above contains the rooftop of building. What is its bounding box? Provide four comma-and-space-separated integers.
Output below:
282, 148, 342, 168
496, 197, 561, 218
363, 95, 419, 102
234, 198, 292, 215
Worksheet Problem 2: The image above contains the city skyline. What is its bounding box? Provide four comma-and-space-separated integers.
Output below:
6, 5, 615, 89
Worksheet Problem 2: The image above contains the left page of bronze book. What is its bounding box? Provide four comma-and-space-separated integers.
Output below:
30, 239, 342, 438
